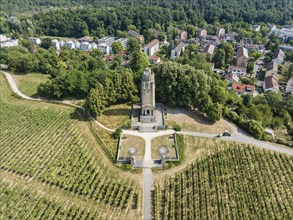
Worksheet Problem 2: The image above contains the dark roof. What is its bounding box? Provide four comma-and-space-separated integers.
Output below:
173, 42, 185, 52
237, 47, 249, 59
264, 75, 279, 91
128, 30, 139, 37
266, 61, 278, 72
272, 49, 285, 61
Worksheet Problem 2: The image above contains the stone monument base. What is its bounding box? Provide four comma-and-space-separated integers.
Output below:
131, 103, 165, 132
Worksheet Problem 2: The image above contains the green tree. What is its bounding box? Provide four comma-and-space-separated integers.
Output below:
40, 38, 53, 50
129, 49, 149, 73
214, 49, 225, 69
112, 42, 123, 54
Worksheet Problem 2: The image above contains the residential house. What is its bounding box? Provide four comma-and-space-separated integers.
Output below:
263, 75, 279, 92
240, 38, 253, 45
128, 30, 145, 44
231, 83, 256, 96
203, 35, 220, 46
0, 34, 7, 42
59, 40, 65, 48
98, 43, 111, 55
280, 45, 293, 51
0, 39, 18, 48
80, 42, 91, 51
218, 28, 225, 38
52, 39, 60, 50
236, 47, 249, 67
98, 36, 115, 46
179, 31, 188, 40
64, 40, 75, 49
180, 38, 198, 45
203, 43, 215, 61
144, 39, 159, 56
225, 73, 240, 84
171, 42, 185, 59
90, 42, 97, 50
149, 55, 161, 64
286, 78, 293, 93
29, 37, 41, 45
272, 49, 285, 64
227, 65, 247, 76
115, 38, 128, 49
265, 61, 278, 77
75, 42, 80, 50
197, 28, 207, 37
78, 36, 93, 43
224, 32, 238, 42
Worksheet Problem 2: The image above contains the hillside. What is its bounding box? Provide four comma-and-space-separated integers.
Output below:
0, 74, 141, 219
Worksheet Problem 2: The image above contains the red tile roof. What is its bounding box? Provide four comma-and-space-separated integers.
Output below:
232, 83, 255, 93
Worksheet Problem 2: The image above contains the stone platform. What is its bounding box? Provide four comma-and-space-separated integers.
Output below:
131, 103, 165, 131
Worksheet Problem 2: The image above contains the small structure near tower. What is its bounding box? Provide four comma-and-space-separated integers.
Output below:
140, 68, 156, 123
130, 68, 165, 131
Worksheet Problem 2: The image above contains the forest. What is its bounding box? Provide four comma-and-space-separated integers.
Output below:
1, 0, 292, 38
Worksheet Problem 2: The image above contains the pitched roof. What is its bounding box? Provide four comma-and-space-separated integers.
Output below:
237, 47, 249, 59
128, 30, 139, 37
264, 75, 279, 91
173, 42, 185, 52
232, 83, 255, 93
203, 43, 215, 54
149, 55, 160, 61
272, 49, 285, 61
145, 39, 159, 49
225, 73, 239, 82
266, 61, 278, 72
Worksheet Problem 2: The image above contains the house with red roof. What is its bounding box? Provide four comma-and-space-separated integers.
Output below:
231, 83, 256, 96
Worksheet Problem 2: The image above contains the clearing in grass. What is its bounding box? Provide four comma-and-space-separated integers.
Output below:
11, 73, 49, 97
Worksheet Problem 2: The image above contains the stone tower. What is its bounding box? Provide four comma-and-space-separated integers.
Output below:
140, 68, 156, 123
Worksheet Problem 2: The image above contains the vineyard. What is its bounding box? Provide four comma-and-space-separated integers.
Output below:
0, 75, 140, 219
153, 144, 293, 219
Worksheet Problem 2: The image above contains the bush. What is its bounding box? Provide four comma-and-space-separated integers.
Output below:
112, 128, 122, 139
173, 124, 181, 131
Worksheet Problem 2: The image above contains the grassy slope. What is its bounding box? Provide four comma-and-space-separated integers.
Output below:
0, 74, 141, 219
11, 73, 49, 97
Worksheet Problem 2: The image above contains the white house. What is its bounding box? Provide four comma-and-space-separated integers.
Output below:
218, 28, 225, 38
29, 37, 41, 45
114, 38, 128, 49
144, 39, 159, 56
80, 42, 90, 51
286, 78, 293, 93
90, 42, 97, 50
52, 39, 60, 50
64, 40, 75, 49
98, 36, 115, 46
171, 42, 185, 59
227, 65, 247, 76
98, 43, 111, 55
0, 34, 8, 42
225, 73, 240, 84
0, 39, 18, 48
253, 25, 261, 32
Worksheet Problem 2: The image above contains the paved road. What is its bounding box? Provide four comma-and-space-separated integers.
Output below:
143, 169, 152, 220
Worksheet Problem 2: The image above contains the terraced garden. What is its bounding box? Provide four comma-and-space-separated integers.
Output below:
153, 143, 293, 219
0, 75, 141, 219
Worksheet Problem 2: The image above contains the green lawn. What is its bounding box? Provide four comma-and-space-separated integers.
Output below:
12, 73, 49, 97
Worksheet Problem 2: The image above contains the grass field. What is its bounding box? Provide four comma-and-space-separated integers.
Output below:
11, 73, 49, 97
151, 135, 177, 160
0, 74, 141, 219
165, 106, 232, 133
119, 135, 145, 160
97, 104, 131, 129
153, 137, 293, 219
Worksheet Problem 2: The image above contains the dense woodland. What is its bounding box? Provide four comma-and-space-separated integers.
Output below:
1, 0, 293, 38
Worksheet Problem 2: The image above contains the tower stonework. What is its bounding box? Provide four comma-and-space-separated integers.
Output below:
140, 68, 156, 123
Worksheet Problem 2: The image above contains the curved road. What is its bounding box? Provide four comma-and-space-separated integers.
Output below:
2, 71, 292, 220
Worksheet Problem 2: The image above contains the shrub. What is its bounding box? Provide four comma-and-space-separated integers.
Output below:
173, 124, 181, 131
112, 128, 122, 139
